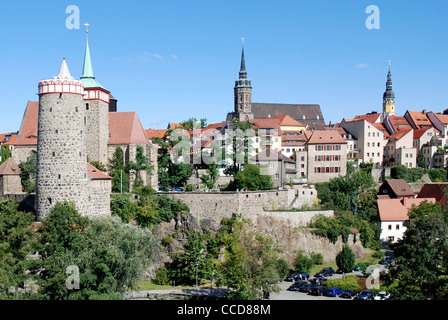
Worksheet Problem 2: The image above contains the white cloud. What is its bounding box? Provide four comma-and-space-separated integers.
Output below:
355, 63, 370, 69
136, 52, 164, 61
171, 54, 179, 60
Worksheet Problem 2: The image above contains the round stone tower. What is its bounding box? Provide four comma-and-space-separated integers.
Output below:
35, 59, 90, 220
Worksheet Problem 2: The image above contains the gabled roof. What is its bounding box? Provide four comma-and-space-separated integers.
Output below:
377, 197, 435, 221
405, 110, 433, 129
306, 130, 347, 144
145, 129, 168, 139
388, 128, 412, 143
251, 118, 281, 130
109, 112, 151, 145
87, 163, 112, 180
251, 103, 324, 127
354, 113, 382, 123
417, 183, 448, 203
269, 115, 306, 127
15, 101, 39, 146
413, 127, 432, 139
377, 199, 409, 221
379, 179, 415, 197
0, 158, 21, 176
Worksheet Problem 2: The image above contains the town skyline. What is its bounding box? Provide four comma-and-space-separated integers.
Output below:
1, 0, 448, 133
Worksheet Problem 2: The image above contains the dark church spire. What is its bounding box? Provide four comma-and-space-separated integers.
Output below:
239, 37, 247, 79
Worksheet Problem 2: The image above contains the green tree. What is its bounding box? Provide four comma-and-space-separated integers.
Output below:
217, 217, 280, 299
385, 201, 448, 300
294, 251, 314, 273
225, 164, 273, 191
127, 145, 153, 189
200, 162, 218, 189
170, 231, 213, 286
336, 245, 355, 273
0, 201, 36, 299
108, 147, 129, 193
19, 153, 37, 193
29, 202, 159, 300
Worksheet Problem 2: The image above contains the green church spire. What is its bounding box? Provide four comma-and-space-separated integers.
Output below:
80, 23, 105, 89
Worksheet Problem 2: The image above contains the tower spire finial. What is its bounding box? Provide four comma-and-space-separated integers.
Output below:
239, 37, 247, 78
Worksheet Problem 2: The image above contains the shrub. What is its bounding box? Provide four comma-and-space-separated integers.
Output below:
323, 275, 361, 291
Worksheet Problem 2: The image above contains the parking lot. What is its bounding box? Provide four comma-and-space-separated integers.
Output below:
270, 271, 366, 300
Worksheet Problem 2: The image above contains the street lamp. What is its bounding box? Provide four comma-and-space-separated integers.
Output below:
195, 261, 199, 290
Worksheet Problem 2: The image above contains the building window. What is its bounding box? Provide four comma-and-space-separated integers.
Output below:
275, 174, 279, 180
396, 224, 400, 230
270, 163, 275, 168
388, 224, 392, 230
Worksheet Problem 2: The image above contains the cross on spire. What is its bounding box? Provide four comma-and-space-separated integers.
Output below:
84, 22, 89, 34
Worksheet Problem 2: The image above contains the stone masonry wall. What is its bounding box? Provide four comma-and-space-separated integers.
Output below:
36, 93, 90, 220
85, 99, 109, 164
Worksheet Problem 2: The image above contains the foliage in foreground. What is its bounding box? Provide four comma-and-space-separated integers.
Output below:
0, 201, 159, 300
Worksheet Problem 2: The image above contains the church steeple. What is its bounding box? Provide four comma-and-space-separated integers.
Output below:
239, 39, 247, 79
80, 23, 105, 89
232, 38, 253, 122
383, 60, 395, 116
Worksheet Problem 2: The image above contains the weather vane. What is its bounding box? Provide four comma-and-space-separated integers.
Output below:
84, 22, 89, 34
242, 37, 245, 45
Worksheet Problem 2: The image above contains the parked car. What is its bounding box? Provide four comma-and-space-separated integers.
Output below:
379, 257, 393, 265
340, 289, 358, 299
309, 277, 328, 285
325, 287, 344, 297
309, 286, 327, 296
296, 272, 310, 280
298, 283, 315, 293
314, 267, 335, 278
285, 273, 299, 282
287, 281, 307, 291
354, 290, 374, 300
374, 291, 391, 300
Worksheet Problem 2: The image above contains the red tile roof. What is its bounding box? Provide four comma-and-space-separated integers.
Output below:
354, 113, 381, 123
417, 183, 448, 204
269, 115, 306, 127
145, 129, 168, 139
377, 199, 409, 221
377, 197, 435, 221
87, 163, 112, 180
0, 158, 21, 176
15, 101, 39, 146
108, 112, 151, 145
306, 130, 347, 144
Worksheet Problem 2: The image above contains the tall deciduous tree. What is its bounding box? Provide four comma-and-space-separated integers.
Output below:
336, 245, 355, 273
127, 145, 153, 189
385, 202, 448, 300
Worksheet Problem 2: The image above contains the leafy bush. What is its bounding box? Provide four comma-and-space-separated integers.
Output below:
323, 275, 362, 291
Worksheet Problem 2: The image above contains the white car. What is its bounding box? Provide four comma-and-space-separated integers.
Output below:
374, 291, 390, 300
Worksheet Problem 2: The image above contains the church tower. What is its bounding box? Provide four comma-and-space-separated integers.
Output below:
227, 39, 254, 122
383, 61, 395, 117
36, 59, 90, 220
81, 24, 110, 164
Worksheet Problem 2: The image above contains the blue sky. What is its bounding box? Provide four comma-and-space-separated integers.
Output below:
1, 0, 447, 132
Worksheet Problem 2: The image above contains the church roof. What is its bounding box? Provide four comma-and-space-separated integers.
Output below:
15, 101, 39, 146
269, 115, 306, 127
14, 101, 150, 147
251, 103, 324, 127
109, 112, 151, 145
0, 158, 21, 176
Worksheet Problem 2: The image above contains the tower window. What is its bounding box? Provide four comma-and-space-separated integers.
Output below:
49, 108, 52, 112
48, 197, 52, 205
58, 174, 61, 179
86, 103, 89, 110
52, 152, 55, 157
76, 107, 78, 112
